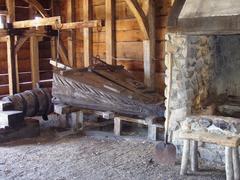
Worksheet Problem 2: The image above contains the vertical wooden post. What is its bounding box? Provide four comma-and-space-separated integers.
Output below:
50, 0, 57, 62
143, 0, 155, 90
180, 140, 190, 175
29, 7, 40, 89
67, 0, 76, 68
6, 0, 18, 95
114, 117, 122, 136
83, 0, 93, 67
232, 147, 240, 180
225, 147, 234, 180
105, 0, 116, 65
191, 141, 198, 172
30, 35, 40, 88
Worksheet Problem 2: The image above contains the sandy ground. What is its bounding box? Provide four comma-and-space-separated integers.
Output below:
0, 128, 226, 180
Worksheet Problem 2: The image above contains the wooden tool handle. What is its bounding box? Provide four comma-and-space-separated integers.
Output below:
164, 53, 173, 144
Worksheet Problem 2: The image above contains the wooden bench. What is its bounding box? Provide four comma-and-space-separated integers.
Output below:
176, 130, 240, 180
114, 116, 164, 141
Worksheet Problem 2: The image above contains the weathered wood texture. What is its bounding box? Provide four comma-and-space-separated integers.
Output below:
0, 0, 171, 96
0, 0, 53, 97
58, 0, 171, 94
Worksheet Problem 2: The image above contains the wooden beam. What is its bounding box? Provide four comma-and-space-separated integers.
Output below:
22, 0, 48, 18
105, 0, 116, 65
58, 39, 69, 65
30, 35, 40, 88
29, 8, 40, 89
67, 0, 76, 68
58, 20, 103, 30
6, 0, 19, 95
13, 16, 61, 29
6, 36, 17, 95
124, 0, 149, 40
83, 0, 93, 67
143, 0, 155, 89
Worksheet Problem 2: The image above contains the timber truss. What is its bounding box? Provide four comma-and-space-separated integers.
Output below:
1, 0, 156, 96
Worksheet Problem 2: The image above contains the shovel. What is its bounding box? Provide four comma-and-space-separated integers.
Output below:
154, 53, 176, 165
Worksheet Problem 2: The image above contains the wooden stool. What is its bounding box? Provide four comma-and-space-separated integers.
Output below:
114, 116, 164, 141
176, 131, 240, 180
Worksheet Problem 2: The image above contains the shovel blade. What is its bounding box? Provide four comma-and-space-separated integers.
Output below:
154, 142, 176, 165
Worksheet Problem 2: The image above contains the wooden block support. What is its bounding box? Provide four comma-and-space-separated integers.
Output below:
114, 117, 122, 136
148, 124, 157, 141
54, 104, 81, 115
114, 116, 163, 140
95, 111, 115, 120
70, 111, 84, 131
0, 111, 24, 128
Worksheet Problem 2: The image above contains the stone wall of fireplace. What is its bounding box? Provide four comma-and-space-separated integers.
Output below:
165, 33, 240, 163
165, 33, 216, 131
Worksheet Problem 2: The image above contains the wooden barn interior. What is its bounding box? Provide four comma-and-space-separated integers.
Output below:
0, 0, 239, 179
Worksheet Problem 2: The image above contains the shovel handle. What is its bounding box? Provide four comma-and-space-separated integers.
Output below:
164, 53, 173, 143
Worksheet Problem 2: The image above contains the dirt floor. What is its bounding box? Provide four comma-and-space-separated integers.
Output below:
0, 126, 226, 180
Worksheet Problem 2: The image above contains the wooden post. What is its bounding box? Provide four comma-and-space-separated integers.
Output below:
191, 141, 198, 172
225, 147, 234, 180
232, 147, 240, 180
29, 8, 40, 89
50, 0, 57, 62
67, 0, 76, 68
114, 117, 122, 136
180, 140, 190, 175
83, 0, 93, 67
148, 124, 157, 141
30, 35, 40, 88
6, 0, 18, 95
105, 0, 116, 65
143, 0, 155, 90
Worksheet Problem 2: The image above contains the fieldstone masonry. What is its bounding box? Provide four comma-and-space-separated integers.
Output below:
165, 33, 240, 163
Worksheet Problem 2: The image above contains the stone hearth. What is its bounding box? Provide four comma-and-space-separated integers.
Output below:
165, 33, 240, 163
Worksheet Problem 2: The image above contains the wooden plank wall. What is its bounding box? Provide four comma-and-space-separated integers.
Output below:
0, 0, 53, 97
0, 0, 171, 97
59, 0, 171, 95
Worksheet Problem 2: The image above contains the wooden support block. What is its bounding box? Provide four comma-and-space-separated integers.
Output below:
70, 111, 84, 131
0, 100, 13, 111
225, 147, 234, 180
191, 141, 198, 172
148, 124, 157, 141
114, 117, 122, 136
95, 111, 115, 120
180, 140, 190, 175
54, 104, 81, 115
232, 147, 240, 180
0, 111, 24, 128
